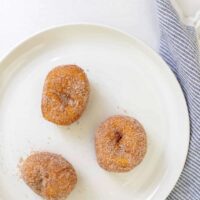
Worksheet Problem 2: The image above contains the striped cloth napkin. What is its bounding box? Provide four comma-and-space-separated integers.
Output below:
156, 0, 200, 199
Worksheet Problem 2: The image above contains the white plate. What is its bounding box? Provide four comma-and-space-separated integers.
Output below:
0, 24, 189, 200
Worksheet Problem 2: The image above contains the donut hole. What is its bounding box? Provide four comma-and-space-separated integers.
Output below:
60, 93, 74, 107
34, 169, 51, 194
115, 131, 123, 144
34, 170, 44, 193
58, 93, 76, 112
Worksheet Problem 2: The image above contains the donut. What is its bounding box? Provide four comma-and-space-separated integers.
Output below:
95, 115, 147, 172
41, 65, 90, 125
20, 152, 77, 200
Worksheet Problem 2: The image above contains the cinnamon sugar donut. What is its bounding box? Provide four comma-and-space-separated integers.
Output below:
95, 115, 147, 172
20, 152, 77, 200
42, 65, 90, 125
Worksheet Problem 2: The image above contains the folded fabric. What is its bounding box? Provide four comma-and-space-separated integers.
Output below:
156, 0, 200, 199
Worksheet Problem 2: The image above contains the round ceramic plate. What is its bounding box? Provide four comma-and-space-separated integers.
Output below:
0, 24, 189, 200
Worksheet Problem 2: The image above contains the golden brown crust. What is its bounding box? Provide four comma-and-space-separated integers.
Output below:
41, 65, 90, 125
95, 115, 147, 172
20, 152, 77, 200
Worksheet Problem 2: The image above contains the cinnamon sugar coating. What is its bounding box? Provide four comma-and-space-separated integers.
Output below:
42, 65, 90, 125
20, 152, 77, 200
95, 115, 147, 172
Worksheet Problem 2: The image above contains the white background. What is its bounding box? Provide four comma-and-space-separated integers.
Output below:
0, 0, 200, 58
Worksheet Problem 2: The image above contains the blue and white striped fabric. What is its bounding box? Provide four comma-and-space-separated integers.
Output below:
156, 0, 200, 199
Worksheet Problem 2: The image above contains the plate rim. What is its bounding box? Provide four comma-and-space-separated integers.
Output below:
0, 23, 190, 200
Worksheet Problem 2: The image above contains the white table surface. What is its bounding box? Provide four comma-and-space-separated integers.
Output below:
0, 0, 200, 58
